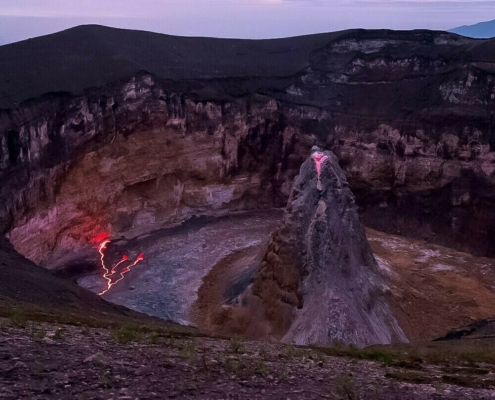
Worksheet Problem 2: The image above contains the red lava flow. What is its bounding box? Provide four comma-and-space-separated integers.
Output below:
312, 152, 328, 180
100, 253, 145, 295
91, 233, 144, 296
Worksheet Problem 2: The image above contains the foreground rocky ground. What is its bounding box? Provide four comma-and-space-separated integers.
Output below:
1, 317, 495, 399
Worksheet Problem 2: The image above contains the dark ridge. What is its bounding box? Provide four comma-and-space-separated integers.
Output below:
0, 25, 344, 109
0, 24, 485, 109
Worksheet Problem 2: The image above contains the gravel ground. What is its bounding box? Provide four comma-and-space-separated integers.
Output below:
1, 319, 495, 399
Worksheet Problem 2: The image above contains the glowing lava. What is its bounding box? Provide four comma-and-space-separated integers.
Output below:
91, 232, 110, 244
312, 152, 328, 190
91, 234, 144, 296
97, 239, 112, 293
99, 253, 145, 295
312, 152, 328, 180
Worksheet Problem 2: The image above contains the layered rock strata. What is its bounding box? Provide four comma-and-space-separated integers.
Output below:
1, 27, 495, 271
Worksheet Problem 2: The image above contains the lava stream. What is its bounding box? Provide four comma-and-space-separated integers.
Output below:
97, 239, 112, 293
99, 253, 144, 295
92, 235, 144, 296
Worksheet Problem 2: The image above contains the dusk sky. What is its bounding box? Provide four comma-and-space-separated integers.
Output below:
0, 0, 494, 44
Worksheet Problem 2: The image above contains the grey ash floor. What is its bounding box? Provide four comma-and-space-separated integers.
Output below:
78, 211, 282, 325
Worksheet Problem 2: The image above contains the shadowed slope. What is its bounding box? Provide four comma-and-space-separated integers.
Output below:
0, 24, 343, 108
0, 235, 195, 334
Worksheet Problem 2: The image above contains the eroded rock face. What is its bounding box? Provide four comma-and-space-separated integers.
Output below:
239, 147, 407, 346
0, 75, 310, 269
2, 28, 495, 273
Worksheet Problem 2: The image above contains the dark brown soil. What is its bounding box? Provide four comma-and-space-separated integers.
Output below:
190, 244, 265, 336
367, 228, 495, 342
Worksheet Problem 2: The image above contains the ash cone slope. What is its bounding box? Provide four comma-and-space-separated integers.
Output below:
250, 148, 407, 346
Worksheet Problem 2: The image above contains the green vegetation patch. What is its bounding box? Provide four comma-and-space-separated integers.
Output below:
110, 325, 140, 344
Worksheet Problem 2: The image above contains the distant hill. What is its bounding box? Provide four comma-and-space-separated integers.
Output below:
449, 19, 495, 38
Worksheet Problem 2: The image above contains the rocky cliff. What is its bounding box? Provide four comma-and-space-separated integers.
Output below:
1, 25, 495, 271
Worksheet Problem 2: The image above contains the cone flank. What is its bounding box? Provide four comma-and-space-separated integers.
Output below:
220, 148, 408, 346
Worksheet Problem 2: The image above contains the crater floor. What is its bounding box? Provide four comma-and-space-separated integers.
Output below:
78, 211, 495, 342
78, 210, 283, 325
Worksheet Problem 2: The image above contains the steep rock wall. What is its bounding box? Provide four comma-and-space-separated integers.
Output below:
1, 29, 495, 267
0, 75, 314, 268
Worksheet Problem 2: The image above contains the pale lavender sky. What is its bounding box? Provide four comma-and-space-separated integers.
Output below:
0, 0, 494, 44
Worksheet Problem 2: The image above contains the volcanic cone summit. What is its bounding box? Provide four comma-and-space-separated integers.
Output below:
247, 146, 407, 346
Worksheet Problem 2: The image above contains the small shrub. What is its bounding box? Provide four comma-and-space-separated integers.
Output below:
257, 362, 269, 376
230, 336, 243, 354
110, 326, 138, 344
347, 344, 361, 358
281, 344, 295, 358
363, 349, 394, 365
335, 375, 359, 400
10, 310, 28, 328
333, 340, 346, 349
461, 351, 484, 367
225, 358, 239, 373
150, 332, 160, 344
54, 327, 63, 340
179, 341, 196, 362
215, 353, 224, 365
391, 360, 423, 370
138, 324, 152, 333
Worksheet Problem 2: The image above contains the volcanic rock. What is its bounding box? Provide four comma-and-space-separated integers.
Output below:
435, 317, 495, 341
3, 26, 495, 335
2, 27, 495, 270
216, 147, 407, 346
